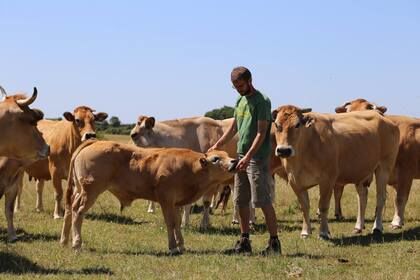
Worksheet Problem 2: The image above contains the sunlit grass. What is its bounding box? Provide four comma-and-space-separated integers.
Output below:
0, 134, 418, 279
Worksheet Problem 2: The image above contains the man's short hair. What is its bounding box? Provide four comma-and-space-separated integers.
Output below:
231, 66, 252, 82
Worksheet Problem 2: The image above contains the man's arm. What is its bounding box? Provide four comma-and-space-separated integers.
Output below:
236, 120, 268, 170
207, 118, 237, 152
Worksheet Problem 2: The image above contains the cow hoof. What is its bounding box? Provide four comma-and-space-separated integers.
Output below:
335, 215, 344, 221
168, 248, 182, 256
36, 208, 44, 213
372, 228, 383, 235
300, 234, 309, 239
53, 214, 63, 220
178, 245, 185, 254
8, 235, 18, 243
318, 233, 330, 240
231, 220, 239, 225
353, 228, 362, 234
390, 224, 402, 230
147, 209, 155, 213
60, 239, 68, 247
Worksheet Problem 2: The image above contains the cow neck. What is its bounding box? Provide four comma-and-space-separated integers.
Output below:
284, 124, 316, 171
63, 121, 82, 154
152, 122, 185, 147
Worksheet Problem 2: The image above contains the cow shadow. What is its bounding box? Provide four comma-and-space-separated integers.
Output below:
329, 226, 420, 247
85, 212, 149, 226
0, 251, 112, 275
88, 247, 221, 257
0, 228, 59, 243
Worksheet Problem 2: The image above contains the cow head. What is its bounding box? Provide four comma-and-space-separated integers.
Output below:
335, 99, 387, 115
63, 106, 108, 141
0, 86, 50, 162
130, 115, 156, 146
272, 105, 313, 158
199, 150, 238, 180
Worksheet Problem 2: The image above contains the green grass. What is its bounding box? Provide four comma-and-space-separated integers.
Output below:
0, 134, 418, 279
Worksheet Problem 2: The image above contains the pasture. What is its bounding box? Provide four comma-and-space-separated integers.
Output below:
0, 134, 418, 279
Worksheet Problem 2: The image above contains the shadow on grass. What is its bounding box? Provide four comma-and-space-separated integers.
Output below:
0, 228, 59, 243
85, 212, 149, 226
88, 247, 221, 257
0, 251, 113, 275
330, 226, 420, 247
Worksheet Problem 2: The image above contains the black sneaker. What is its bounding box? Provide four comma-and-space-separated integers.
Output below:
224, 237, 252, 255
260, 237, 281, 256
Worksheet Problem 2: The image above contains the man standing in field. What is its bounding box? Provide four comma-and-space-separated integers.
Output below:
208, 66, 281, 255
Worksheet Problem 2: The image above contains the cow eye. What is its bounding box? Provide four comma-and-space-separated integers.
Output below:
211, 156, 220, 163
274, 122, 282, 132
295, 122, 301, 128
75, 119, 84, 128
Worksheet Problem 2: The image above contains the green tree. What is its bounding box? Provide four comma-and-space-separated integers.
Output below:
204, 105, 234, 120
109, 116, 121, 127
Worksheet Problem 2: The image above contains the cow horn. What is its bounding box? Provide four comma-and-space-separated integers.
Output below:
300, 108, 312, 113
0, 86, 7, 102
16, 87, 37, 106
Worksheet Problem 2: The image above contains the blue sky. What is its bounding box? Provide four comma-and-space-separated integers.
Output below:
1, 1, 419, 123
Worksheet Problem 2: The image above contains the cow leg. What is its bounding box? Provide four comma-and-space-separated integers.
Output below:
5, 181, 20, 242
160, 203, 180, 255
147, 201, 156, 213
52, 176, 64, 219
71, 191, 97, 249
391, 176, 413, 229
35, 179, 45, 212
292, 188, 311, 238
173, 207, 185, 253
60, 191, 78, 246
333, 184, 345, 220
181, 204, 192, 228
13, 174, 24, 213
372, 168, 389, 234
318, 182, 333, 240
200, 193, 213, 230
354, 183, 368, 234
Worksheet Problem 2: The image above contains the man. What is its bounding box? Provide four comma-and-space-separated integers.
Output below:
208, 66, 281, 255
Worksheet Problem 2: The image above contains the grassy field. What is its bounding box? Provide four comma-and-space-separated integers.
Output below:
0, 134, 418, 279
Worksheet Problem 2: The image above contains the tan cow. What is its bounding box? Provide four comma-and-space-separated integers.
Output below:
59, 140, 238, 254
272, 105, 399, 239
0, 86, 49, 161
15, 106, 108, 218
335, 98, 420, 229
130, 115, 237, 229
0, 157, 25, 241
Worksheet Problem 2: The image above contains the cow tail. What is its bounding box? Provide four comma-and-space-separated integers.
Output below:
65, 139, 98, 209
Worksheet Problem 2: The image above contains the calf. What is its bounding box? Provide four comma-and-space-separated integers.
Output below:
60, 140, 237, 254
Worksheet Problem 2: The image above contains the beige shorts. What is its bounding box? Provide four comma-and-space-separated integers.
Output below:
233, 156, 274, 208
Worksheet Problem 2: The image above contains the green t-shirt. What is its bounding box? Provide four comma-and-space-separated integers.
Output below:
234, 90, 272, 160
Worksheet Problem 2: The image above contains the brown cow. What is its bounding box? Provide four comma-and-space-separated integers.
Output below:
130, 115, 237, 229
0, 86, 49, 161
59, 140, 238, 254
15, 106, 108, 218
0, 157, 25, 241
335, 99, 420, 229
272, 105, 399, 239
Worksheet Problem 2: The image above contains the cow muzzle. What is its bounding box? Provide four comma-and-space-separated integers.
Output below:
228, 159, 239, 172
275, 145, 295, 158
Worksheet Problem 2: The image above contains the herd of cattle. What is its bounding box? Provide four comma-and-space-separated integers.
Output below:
0, 86, 419, 255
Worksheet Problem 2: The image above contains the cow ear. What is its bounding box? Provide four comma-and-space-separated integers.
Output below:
199, 157, 208, 168
95, 112, 108, 122
63, 112, 74, 122
377, 106, 387, 114
335, 106, 347, 113
271, 109, 278, 121
32, 109, 44, 121
145, 117, 155, 129
304, 116, 314, 128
